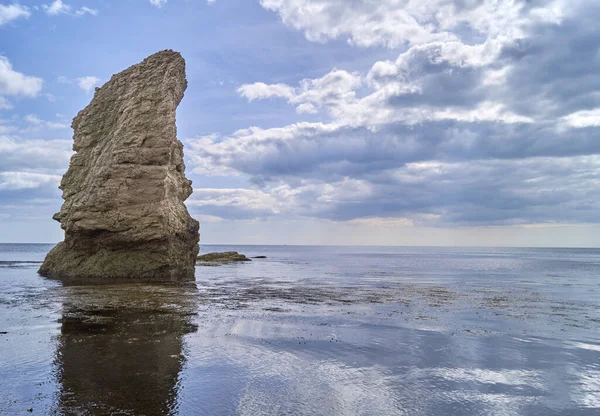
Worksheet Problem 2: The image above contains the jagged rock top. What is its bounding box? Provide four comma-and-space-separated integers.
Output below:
72, 50, 187, 152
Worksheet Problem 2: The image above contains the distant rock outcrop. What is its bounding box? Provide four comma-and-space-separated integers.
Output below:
39, 50, 199, 280
196, 252, 252, 265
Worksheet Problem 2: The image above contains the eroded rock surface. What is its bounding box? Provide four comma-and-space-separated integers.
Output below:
39, 50, 199, 280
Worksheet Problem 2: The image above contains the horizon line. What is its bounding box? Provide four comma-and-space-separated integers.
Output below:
2, 242, 599, 249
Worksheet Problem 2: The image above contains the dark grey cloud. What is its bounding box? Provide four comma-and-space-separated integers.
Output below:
500, 3, 600, 119
388, 68, 486, 108
292, 156, 600, 226
187, 152, 600, 226
190, 120, 600, 182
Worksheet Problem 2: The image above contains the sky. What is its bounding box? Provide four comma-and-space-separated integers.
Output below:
2, 0, 600, 246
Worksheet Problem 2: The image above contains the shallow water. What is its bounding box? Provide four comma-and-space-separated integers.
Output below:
1, 244, 600, 415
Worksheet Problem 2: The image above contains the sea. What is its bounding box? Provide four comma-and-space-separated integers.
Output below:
1, 244, 599, 415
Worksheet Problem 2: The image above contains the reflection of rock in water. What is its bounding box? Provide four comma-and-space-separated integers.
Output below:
54, 283, 198, 415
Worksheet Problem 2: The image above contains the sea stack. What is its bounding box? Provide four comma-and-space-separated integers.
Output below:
39, 50, 200, 280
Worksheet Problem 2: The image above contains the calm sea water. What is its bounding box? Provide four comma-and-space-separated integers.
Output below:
1, 244, 600, 415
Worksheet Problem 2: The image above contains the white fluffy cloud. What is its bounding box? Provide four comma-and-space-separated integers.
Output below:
239, 69, 362, 119
259, 0, 565, 49
238, 82, 296, 101
43, 0, 70, 15
76, 76, 101, 93
188, 178, 374, 220
0, 3, 30, 25
150, 0, 168, 7
43, 1, 98, 17
238, 59, 530, 129
562, 109, 600, 128
57, 75, 100, 94
0, 172, 61, 190
75, 6, 98, 16
189, 188, 283, 218
243, 0, 569, 129
59, 75, 101, 94
24, 114, 69, 130
296, 103, 317, 114
0, 57, 43, 97
0, 136, 72, 173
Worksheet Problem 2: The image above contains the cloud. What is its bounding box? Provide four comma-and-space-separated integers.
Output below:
76, 76, 100, 93
0, 172, 61, 190
185, 0, 600, 228
238, 82, 295, 101
0, 97, 13, 110
43, 0, 70, 15
150, 0, 168, 7
345, 217, 415, 227
0, 136, 72, 173
562, 109, 600, 128
186, 154, 600, 226
0, 120, 18, 134
497, 7, 600, 121
296, 103, 317, 114
43, 1, 98, 17
0, 3, 30, 25
188, 188, 283, 219
0, 56, 43, 97
239, 69, 362, 116
75, 6, 98, 16
188, 118, 600, 183
187, 178, 374, 221
24, 114, 70, 130
25, 114, 44, 124
258, 0, 564, 49
238, 58, 529, 129
0, 135, 70, 217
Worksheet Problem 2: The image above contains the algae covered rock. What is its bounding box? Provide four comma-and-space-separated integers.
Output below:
196, 252, 251, 265
39, 50, 199, 280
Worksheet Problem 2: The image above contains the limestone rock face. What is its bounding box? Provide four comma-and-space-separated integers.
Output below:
39, 50, 199, 280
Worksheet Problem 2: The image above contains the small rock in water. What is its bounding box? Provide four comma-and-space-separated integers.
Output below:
196, 252, 251, 265
252, 256, 267, 259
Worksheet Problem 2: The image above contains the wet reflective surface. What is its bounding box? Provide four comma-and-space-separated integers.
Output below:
1, 244, 600, 415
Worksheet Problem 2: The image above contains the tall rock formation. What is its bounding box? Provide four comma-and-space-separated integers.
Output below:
39, 50, 199, 280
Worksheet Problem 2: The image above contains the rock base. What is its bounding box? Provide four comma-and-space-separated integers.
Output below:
39, 229, 199, 280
